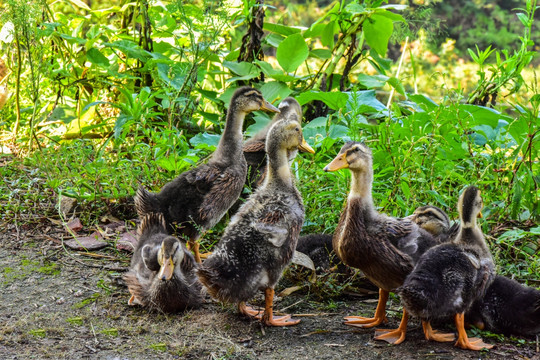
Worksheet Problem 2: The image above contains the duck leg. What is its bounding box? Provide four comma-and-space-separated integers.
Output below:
422, 320, 455, 342
344, 288, 389, 328
187, 236, 202, 263
261, 288, 300, 326
454, 313, 493, 351
374, 308, 409, 345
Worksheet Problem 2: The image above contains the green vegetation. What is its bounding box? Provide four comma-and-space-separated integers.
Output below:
0, 0, 538, 289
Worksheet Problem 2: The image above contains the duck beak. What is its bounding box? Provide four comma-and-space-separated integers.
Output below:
261, 100, 280, 113
298, 138, 315, 154
323, 154, 349, 172
477, 211, 483, 219
158, 257, 174, 281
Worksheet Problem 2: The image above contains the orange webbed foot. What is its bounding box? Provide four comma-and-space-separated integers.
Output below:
422, 320, 455, 342
374, 327, 406, 344
344, 315, 388, 328
263, 313, 301, 327
454, 313, 493, 351
238, 302, 263, 319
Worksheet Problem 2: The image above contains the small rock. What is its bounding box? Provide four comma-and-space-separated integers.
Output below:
74, 290, 84, 297
66, 217, 83, 232
64, 232, 108, 251
56, 297, 65, 305
59, 195, 77, 217
116, 230, 138, 252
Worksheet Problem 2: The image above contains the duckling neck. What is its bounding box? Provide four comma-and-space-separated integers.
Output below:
212, 102, 245, 163
349, 169, 375, 210
265, 145, 293, 188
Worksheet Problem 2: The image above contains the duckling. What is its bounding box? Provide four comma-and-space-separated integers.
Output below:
296, 234, 335, 271
324, 142, 441, 344
406, 205, 459, 240
409, 204, 540, 338
467, 275, 540, 337
399, 186, 496, 351
197, 118, 315, 326
135, 87, 279, 262
243, 97, 303, 190
123, 213, 203, 313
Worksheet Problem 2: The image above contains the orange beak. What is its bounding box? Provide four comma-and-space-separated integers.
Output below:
158, 257, 174, 281
323, 154, 349, 172
299, 138, 315, 154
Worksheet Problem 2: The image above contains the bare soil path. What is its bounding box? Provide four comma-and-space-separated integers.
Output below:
1, 222, 538, 360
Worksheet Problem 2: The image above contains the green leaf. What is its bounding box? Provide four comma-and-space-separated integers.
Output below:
364, 14, 393, 57
259, 81, 291, 103
357, 74, 389, 88
458, 104, 500, 128
408, 94, 438, 112
345, 3, 366, 14
190, 132, 221, 149
265, 33, 285, 48
69, 0, 91, 11
347, 90, 387, 113
310, 49, 332, 60
86, 48, 110, 68
321, 20, 336, 48
223, 61, 260, 81
277, 34, 309, 73
263, 23, 303, 36
296, 91, 349, 110
516, 12, 530, 27
387, 77, 406, 96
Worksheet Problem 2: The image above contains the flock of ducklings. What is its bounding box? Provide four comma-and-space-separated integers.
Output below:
124, 87, 540, 351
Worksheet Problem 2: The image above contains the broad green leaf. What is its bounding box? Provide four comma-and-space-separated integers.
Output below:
105, 40, 151, 61
364, 14, 393, 57
377, 9, 406, 23
259, 81, 291, 103
297, 91, 349, 110
347, 90, 387, 113
310, 49, 332, 60
516, 12, 530, 27
265, 33, 285, 48
345, 3, 366, 14
255, 60, 299, 82
303, 23, 326, 39
321, 20, 336, 48
459, 104, 500, 128
223, 61, 260, 81
304, 116, 327, 129
357, 74, 389, 88
87, 48, 110, 67
277, 33, 309, 73
263, 23, 303, 36
245, 113, 272, 138
190, 132, 221, 149
408, 94, 438, 112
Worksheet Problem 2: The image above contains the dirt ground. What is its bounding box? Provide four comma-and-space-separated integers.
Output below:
1, 222, 539, 360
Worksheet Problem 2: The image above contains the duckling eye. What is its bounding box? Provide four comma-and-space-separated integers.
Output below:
295, 127, 299, 132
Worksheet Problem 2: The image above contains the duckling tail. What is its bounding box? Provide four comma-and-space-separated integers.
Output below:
139, 212, 167, 237
135, 185, 159, 216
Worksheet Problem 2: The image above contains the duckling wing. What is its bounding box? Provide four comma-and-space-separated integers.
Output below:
188, 164, 247, 226
251, 210, 290, 247
243, 140, 266, 153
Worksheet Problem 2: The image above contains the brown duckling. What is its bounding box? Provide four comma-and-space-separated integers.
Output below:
324, 142, 441, 344
123, 213, 203, 313
135, 87, 279, 262
197, 118, 315, 326
296, 234, 335, 272
243, 97, 303, 190
399, 186, 496, 351
409, 204, 540, 338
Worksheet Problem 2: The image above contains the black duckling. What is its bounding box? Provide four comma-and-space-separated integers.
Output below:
296, 234, 335, 271
135, 87, 279, 262
324, 142, 441, 344
123, 213, 203, 313
197, 118, 315, 326
409, 204, 540, 338
399, 186, 496, 351
467, 275, 540, 337
243, 97, 303, 190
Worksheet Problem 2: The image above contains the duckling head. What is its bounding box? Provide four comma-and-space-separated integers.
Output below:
266, 118, 315, 155
230, 87, 280, 114
323, 141, 372, 173
458, 186, 483, 228
277, 97, 302, 119
157, 237, 183, 281
407, 205, 451, 236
